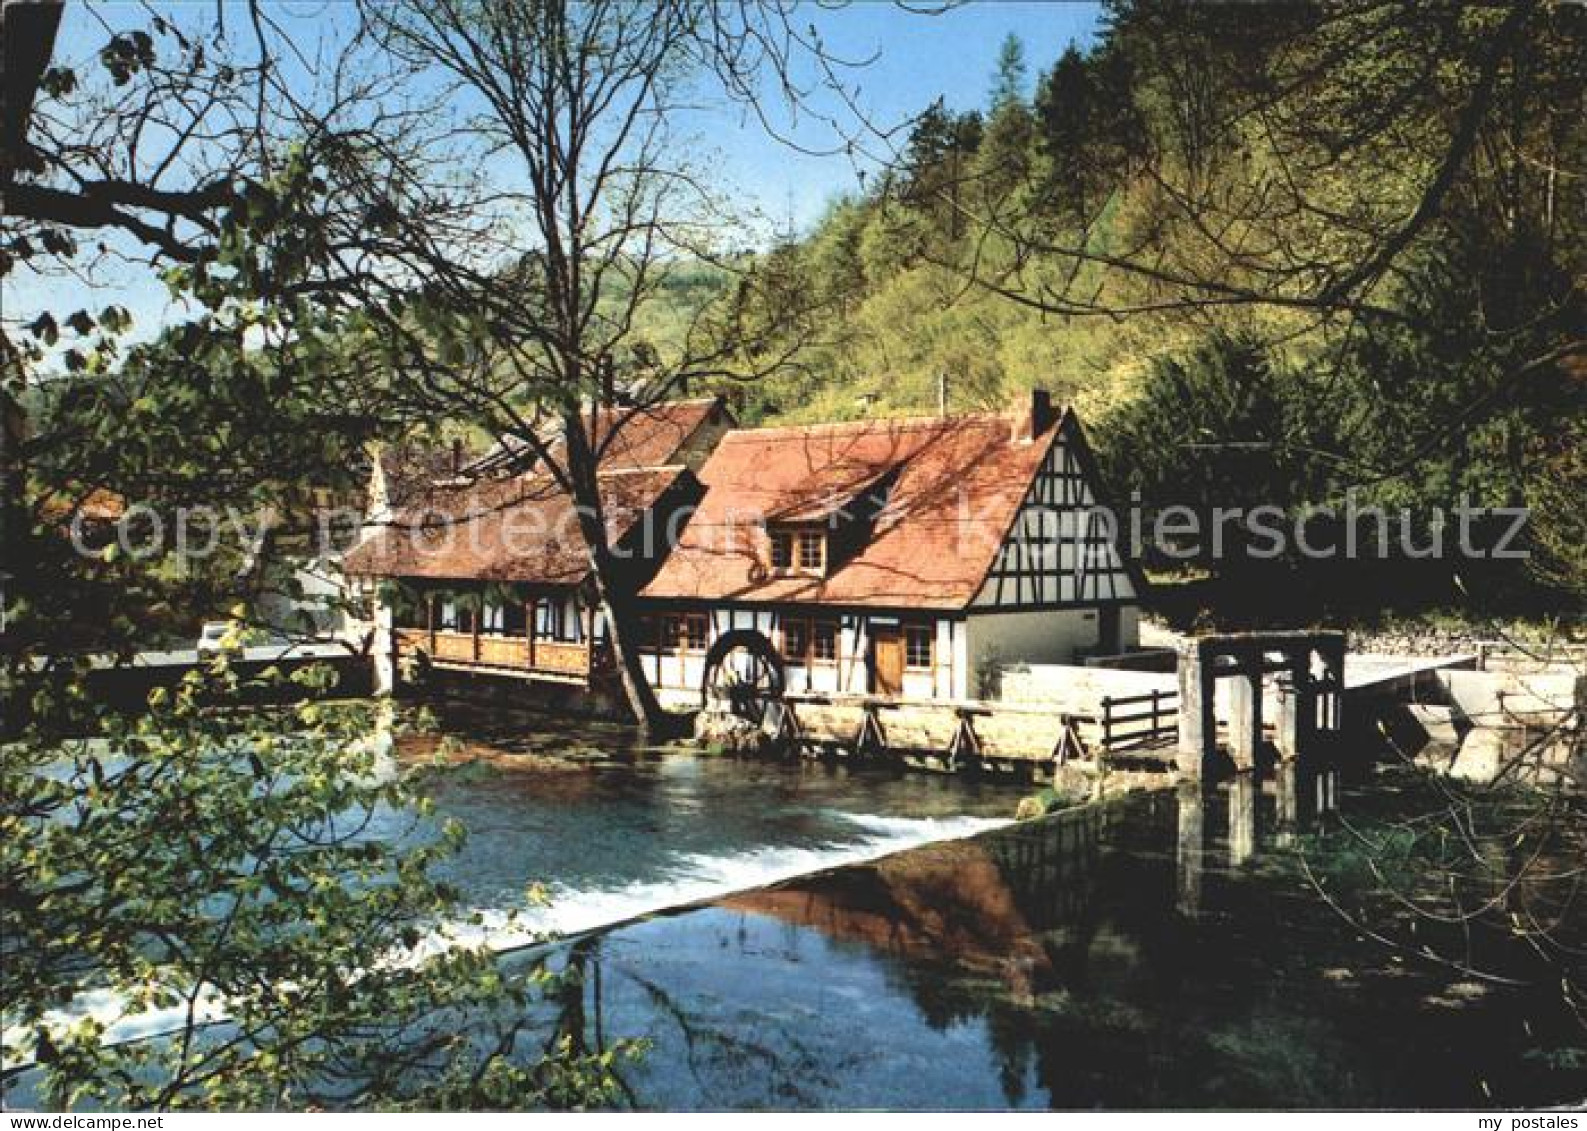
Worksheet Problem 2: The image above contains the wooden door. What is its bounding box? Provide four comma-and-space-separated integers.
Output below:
872, 627, 904, 696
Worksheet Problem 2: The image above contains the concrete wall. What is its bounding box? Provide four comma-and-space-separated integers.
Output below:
1438, 668, 1579, 727
1122, 606, 1141, 650
1000, 662, 1174, 712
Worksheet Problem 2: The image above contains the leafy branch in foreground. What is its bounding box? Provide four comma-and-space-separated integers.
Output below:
1, 647, 635, 1110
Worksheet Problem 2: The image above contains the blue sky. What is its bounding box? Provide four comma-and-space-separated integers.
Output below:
704, 2, 1105, 230
11, 2, 1104, 344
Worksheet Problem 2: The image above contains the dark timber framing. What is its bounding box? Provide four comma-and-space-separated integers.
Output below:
977, 414, 1148, 611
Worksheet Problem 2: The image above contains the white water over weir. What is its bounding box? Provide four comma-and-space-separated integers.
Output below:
476, 811, 1008, 944
10, 811, 1009, 1058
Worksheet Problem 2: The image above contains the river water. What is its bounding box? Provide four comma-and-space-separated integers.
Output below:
11, 703, 1582, 1110
388, 704, 1018, 943
395, 705, 1584, 1110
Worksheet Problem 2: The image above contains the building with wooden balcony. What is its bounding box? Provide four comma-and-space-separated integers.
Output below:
346, 391, 1146, 715
343, 398, 732, 692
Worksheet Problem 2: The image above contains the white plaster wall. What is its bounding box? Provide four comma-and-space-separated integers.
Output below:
952, 618, 971, 698
839, 615, 870, 694
651, 649, 707, 691
1000, 663, 1174, 710
900, 671, 934, 698
966, 608, 1101, 672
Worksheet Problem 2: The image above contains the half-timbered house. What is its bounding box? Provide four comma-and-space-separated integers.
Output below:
638, 392, 1145, 708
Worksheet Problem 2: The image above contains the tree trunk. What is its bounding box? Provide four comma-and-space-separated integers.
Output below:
560, 410, 678, 736
0, 387, 31, 647
589, 558, 674, 735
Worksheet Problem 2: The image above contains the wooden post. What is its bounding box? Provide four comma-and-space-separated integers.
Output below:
1100, 695, 1113, 751
525, 597, 536, 670
1176, 640, 1213, 778
1313, 633, 1345, 746
1228, 650, 1263, 771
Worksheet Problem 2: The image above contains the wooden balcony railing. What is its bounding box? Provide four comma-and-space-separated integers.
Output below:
393, 627, 594, 681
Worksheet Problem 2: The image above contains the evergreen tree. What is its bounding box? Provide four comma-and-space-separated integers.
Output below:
1035, 46, 1096, 221
989, 33, 1028, 109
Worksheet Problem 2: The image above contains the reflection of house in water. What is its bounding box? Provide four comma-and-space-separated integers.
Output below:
722, 808, 1105, 1003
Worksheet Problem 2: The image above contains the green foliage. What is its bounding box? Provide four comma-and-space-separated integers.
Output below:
988, 34, 1028, 110
718, 1, 1583, 611
1098, 332, 1319, 519
1, 655, 635, 1109
5, 20, 644, 1103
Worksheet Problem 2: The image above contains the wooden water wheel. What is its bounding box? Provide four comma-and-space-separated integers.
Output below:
701, 630, 785, 725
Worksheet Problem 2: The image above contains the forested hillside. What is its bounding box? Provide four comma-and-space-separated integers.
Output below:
715, 0, 1584, 616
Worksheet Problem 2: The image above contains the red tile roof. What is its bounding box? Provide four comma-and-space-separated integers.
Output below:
378, 440, 481, 511
642, 409, 1067, 610
345, 465, 693, 585
467, 397, 725, 477
586, 398, 725, 469
350, 398, 724, 585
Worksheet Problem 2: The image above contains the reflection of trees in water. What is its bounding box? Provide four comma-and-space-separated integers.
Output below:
618, 964, 861, 1109
550, 931, 868, 1108
1294, 758, 1587, 1091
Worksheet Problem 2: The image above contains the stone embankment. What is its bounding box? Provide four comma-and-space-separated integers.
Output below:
1392, 668, 1583, 789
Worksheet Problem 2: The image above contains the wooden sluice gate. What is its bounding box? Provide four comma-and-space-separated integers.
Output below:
1174, 631, 1347, 777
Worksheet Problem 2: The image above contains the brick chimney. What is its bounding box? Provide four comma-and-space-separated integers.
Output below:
1015, 388, 1057, 443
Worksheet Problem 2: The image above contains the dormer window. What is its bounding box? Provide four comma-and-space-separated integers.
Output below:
797, 530, 825, 571
770, 529, 794, 570
766, 524, 826, 575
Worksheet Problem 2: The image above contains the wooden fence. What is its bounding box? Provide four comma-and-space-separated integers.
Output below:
1098, 689, 1180, 753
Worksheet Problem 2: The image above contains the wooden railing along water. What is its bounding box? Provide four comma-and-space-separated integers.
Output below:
394, 628, 593, 681
768, 688, 1181, 778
